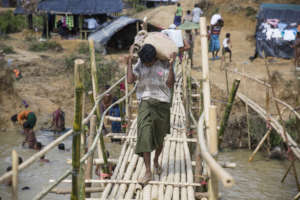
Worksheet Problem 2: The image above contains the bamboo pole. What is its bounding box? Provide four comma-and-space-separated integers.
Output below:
246, 103, 251, 150
85, 115, 96, 198
208, 106, 218, 200
50, 187, 104, 195
12, 150, 18, 200
237, 93, 300, 159
197, 114, 234, 187
88, 39, 109, 174
248, 128, 272, 162
224, 67, 229, 95
199, 17, 211, 124
124, 158, 144, 199
125, 61, 129, 135
281, 159, 296, 183
218, 79, 240, 146
265, 59, 300, 187
294, 191, 300, 200
292, 162, 300, 191
71, 59, 85, 200
226, 68, 271, 88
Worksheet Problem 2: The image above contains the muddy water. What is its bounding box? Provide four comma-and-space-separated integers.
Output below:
219, 149, 300, 200
0, 131, 299, 200
0, 129, 123, 200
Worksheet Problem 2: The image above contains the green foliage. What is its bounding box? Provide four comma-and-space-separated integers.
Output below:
135, 4, 147, 13
82, 55, 123, 94
29, 40, 63, 52
64, 54, 77, 70
245, 6, 257, 17
0, 44, 15, 54
285, 117, 300, 143
77, 42, 89, 54
0, 11, 26, 34
249, 114, 280, 148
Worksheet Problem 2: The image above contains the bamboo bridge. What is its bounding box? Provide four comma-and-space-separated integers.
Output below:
0, 17, 300, 200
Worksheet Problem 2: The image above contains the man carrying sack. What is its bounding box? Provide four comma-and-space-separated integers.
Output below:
126, 44, 176, 184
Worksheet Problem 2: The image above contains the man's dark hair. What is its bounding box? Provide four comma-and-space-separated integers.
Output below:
226, 33, 230, 38
187, 10, 191, 14
6, 166, 12, 172
177, 3, 180, 6
138, 44, 156, 64
18, 156, 23, 164
11, 114, 18, 122
36, 142, 42, 150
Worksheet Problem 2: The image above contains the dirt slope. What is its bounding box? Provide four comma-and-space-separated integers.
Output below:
135, 0, 299, 113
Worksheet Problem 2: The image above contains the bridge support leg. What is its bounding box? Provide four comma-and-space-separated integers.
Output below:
89, 40, 109, 174
72, 59, 85, 200
208, 106, 218, 200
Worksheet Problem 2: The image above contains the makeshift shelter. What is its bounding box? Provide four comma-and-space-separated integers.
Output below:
255, 3, 300, 59
89, 16, 162, 54
37, 0, 122, 15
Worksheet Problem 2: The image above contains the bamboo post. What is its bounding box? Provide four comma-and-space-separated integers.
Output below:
88, 39, 109, 174
218, 79, 240, 146
281, 159, 296, 183
199, 17, 211, 125
187, 58, 192, 131
294, 192, 300, 200
125, 63, 129, 135
224, 68, 229, 95
46, 14, 49, 39
248, 128, 272, 162
71, 59, 85, 200
12, 150, 18, 200
79, 63, 87, 200
246, 103, 251, 150
292, 161, 300, 191
79, 15, 83, 40
265, 87, 271, 154
85, 115, 96, 198
208, 106, 218, 200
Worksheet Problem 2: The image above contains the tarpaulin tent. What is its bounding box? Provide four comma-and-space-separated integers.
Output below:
37, 0, 122, 15
89, 16, 161, 54
255, 3, 300, 59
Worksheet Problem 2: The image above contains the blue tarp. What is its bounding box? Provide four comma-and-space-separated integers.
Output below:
1, 0, 10, 7
89, 16, 138, 46
37, 0, 123, 15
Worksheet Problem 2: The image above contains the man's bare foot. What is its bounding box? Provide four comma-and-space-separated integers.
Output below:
139, 172, 152, 185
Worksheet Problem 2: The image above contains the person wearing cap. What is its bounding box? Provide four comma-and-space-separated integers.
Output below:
126, 44, 176, 184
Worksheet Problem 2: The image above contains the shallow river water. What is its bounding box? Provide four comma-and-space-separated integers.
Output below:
0, 130, 299, 200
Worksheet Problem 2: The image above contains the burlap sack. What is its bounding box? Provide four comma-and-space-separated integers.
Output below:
144, 32, 178, 60
134, 31, 178, 61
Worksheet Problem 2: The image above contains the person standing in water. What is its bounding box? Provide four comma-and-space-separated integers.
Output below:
11, 110, 37, 148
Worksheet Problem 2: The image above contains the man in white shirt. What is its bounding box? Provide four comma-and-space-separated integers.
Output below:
84, 18, 99, 30
192, 4, 203, 34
